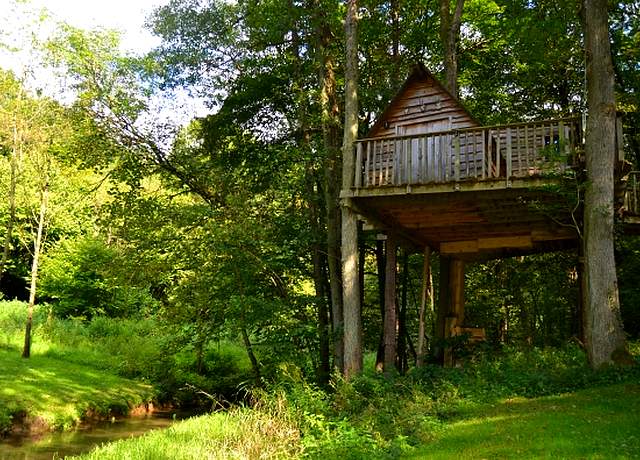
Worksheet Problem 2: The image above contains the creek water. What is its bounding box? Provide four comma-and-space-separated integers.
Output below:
0, 410, 196, 460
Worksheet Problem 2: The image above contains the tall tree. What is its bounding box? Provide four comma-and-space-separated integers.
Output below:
0, 71, 24, 283
439, 0, 465, 96
582, 0, 630, 368
313, 1, 346, 372
342, 0, 362, 377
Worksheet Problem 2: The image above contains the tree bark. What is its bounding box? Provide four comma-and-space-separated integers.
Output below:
22, 183, 48, 359
383, 234, 397, 376
315, 2, 345, 372
241, 325, 262, 387
341, 0, 362, 378
416, 246, 432, 367
439, 0, 465, 97
582, 0, 630, 368
434, 255, 451, 363
375, 238, 385, 372
397, 250, 409, 373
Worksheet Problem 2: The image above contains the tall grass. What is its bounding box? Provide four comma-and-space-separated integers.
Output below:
0, 301, 253, 404
74, 405, 302, 460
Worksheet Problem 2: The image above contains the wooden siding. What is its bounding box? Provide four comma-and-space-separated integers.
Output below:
368, 65, 478, 138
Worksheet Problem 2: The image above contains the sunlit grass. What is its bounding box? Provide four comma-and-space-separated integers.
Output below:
410, 383, 640, 459
0, 347, 154, 432
72, 407, 302, 460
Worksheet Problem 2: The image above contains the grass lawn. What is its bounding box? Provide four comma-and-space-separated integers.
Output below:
72, 383, 640, 459
411, 383, 640, 459
72, 407, 301, 460
0, 346, 154, 432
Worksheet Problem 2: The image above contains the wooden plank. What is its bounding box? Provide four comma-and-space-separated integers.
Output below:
478, 235, 533, 250
464, 132, 470, 178
506, 127, 512, 180
364, 141, 371, 186
454, 134, 461, 182
355, 142, 363, 188
524, 124, 530, 174
382, 141, 396, 184
481, 129, 486, 179
496, 128, 501, 177
440, 240, 479, 254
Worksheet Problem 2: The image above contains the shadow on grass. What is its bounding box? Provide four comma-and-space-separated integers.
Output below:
409, 384, 640, 459
0, 348, 153, 430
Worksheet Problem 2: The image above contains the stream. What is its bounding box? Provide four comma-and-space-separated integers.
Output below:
0, 410, 197, 460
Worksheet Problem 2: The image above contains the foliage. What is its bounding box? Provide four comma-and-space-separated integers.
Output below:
71, 346, 640, 459
0, 301, 254, 407
39, 236, 157, 319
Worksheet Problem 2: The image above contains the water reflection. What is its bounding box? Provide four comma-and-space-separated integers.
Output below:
0, 410, 195, 460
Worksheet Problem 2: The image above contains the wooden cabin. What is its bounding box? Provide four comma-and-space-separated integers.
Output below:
341, 64, 638, 363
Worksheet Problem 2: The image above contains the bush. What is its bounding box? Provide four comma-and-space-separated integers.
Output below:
39, 236, 157, 319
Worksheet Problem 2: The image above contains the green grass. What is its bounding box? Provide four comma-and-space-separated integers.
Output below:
71, 406, 301, 460
0, 347, 154, 432
411, 383, 640, 459
73, 383, 640, 460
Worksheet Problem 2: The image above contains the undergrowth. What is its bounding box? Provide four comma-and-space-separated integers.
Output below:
0, 301, 253, 406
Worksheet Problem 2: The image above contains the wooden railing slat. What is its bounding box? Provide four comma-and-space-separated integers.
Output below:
353, 117, 580, 189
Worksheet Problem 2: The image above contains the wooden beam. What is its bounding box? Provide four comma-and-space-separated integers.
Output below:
440, 240, 478, 254
440, 235, 533, 254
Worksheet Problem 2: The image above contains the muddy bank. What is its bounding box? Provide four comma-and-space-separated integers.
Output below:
1, 409, 198, 460
4, 402, 167, 439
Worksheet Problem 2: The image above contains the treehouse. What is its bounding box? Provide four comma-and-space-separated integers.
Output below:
341, 64, 638, 364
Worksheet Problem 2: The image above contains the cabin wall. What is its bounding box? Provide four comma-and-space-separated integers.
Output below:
368, 77, 478, 139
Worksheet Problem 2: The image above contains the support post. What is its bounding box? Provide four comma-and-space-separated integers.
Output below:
383, 233, 398, 376
417, 246, 432, 367
444, 259, 465, 367
434, 255, 451, 363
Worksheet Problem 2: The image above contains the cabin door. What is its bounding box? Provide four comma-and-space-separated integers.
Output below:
395, 124, 422, 184
397, 117, 452, 183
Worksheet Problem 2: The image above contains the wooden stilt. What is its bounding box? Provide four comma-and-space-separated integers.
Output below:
435, 255, 451, 363
444, 259, 465, 367
417, 246, 432, 367
383, 234, 398, 376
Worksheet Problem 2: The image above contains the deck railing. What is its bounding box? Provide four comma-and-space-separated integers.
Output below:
354, 117, 582, 189
625, 171, 640, 216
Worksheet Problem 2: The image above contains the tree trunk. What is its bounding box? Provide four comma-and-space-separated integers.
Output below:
241, 325, 262, 387
439, 0, 465, 97
434, 255, 451, 363
383, 234, 397, 376
397, 250, 409, 373
315, 3, 345, 372
22, 183, 48, 359
375, 238, 385, 372
416, 246, 432, 366
582, 0, 630, 368
341, 0, 362, 378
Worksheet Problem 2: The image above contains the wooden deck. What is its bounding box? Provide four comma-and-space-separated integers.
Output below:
352, 117, 581, 191
342, 117, 635, 259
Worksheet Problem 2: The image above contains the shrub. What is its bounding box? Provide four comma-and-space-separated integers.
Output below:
39, 236, 157, 319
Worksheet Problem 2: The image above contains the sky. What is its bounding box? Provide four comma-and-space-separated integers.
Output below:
1, 0, 170, 55
0, 0, 208, 128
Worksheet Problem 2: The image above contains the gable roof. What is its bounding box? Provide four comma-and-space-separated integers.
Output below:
366, 63, 480, 138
